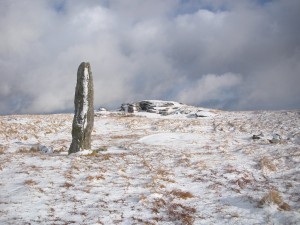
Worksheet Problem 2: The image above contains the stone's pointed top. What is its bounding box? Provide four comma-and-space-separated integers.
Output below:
77, 62, 91, 79
79, 62, 90, 68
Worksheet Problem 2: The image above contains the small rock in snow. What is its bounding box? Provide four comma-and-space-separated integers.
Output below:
252, 133, 264, 140
269, 134, 281, 144
30, 144, 53, 154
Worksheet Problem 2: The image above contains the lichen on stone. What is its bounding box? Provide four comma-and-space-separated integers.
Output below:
69, 62, 94, 154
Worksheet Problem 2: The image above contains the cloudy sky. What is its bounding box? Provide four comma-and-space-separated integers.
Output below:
0, 0, 299, 114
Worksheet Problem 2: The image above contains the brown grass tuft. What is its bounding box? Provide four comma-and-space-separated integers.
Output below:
86, 175, 94, 181
86, 175, 104, 181
260, 156, 276, 171
101, 154, 111, 160
63, 182, 74, 189
85, 150, 99, 157
259, 190, 291, 211
30, 144, 41, 152
18, 143, 43, 154
151, 198, 167, 214
64, 171, 74, 180
83, 147, 109, 156
170, 189, 194, 199
236, 173, 253, 189
167, 203, 196, 225
0, 145, 6, 154
24, 179, 37, 186
111, 134, 138, 139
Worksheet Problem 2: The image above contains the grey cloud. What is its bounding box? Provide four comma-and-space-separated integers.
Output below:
177, 73, 242, 108
0, 0, 299, 114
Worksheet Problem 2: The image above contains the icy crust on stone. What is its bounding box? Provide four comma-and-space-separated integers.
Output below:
81, 66, 89, 129
73, 65, 89, 137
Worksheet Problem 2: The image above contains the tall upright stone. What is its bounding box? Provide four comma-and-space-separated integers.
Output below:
68, 62, 94, 154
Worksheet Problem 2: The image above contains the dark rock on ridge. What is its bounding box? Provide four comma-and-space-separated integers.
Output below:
121, 103, 141, 113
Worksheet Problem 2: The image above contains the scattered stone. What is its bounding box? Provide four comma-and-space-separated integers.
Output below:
269, 134, 281, 144
195, 111, 215, 118
98, 107, 107, 112
69, 62, 94, 154
39, 145, 53, 154
252, 135, 261, 140
252, 133, 264, 140
30, 144, 53, 154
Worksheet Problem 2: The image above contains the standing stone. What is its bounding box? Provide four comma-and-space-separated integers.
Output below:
68, 62, 94, 154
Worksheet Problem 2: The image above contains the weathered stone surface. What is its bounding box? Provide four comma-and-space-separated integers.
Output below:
139, 101, 176, 112
121, 103, 141, 113
69, 62, 94, 154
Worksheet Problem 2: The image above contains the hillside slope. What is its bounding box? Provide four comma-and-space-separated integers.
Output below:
0, 102, 299, 224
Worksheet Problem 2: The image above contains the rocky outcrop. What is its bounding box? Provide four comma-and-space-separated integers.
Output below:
120, 100, 215, 118
121, 103, 141, 113
120, 100, 179, 114
69, 62, 94, 154
139, 100, 177, 114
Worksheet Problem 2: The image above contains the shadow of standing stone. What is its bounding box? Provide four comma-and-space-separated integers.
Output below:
69, 62, 94, 154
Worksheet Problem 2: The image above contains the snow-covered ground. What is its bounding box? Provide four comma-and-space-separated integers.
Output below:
0, 102, 299, 224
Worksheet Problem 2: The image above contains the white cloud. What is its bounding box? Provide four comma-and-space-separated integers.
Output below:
0, 0, 299, 114
177, 73, 242, 107
71, 6, 116, 34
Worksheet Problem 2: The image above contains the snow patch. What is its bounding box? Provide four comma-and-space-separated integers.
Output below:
105, 146, 128, 154
74, 149, 93, 155
0, 109, 299, 224
139, 132, 205, 146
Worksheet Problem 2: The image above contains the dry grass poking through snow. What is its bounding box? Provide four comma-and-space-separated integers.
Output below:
259, 190, 291, 211
260, 156, 277, 172
0, 110, 300, 224
24, 179, 38, 186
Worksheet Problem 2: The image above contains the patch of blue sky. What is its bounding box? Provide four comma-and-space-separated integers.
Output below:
256, 0, 274, 6
52, 0, 66, 13
176, 0, 227, 16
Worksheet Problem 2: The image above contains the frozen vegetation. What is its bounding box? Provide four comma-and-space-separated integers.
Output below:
0, 101, 299, 224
